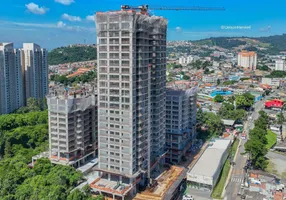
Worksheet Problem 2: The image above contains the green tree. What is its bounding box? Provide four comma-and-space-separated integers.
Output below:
277, 113, 285, 124
183, 75, 190, 80
244, 111, 270, 170
217, 79, 221, 85
196, 108, 204, 123
67, 189, 87, 200
204, 112, 223, 136
214, 94, 224, 103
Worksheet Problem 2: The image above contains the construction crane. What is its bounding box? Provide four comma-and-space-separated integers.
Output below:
121, 4, 225, 15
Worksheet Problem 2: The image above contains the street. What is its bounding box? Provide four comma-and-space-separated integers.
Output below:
224, 99, 265, 200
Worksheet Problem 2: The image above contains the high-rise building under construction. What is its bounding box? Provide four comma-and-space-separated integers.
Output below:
94, 9, 167, 198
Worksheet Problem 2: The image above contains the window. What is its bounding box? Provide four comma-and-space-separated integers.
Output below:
121, 23, 130, 30
99, 31, 107, 37
99, 53, 107, 59
122, 68, 129, 74
109, 23, 119, 30
99, 38, 107, 44
109, 31, 119, 37
109, 60, 119, 66
122, 60, 129, 66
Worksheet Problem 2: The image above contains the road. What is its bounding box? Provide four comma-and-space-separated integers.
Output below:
224, 99, 265, 200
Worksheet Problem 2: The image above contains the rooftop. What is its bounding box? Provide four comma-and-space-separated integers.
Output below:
188, 139, 231, 178
134, 166, 185, 200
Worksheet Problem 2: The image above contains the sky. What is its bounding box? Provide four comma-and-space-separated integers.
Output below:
1, 0, 286, 50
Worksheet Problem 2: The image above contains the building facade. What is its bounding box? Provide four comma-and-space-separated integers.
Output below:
261, 77, 282, 88
275, 59, 286, 71
0, 43, 24, 114
21, 43, 48, 104
47, 90, 97, 167
95, 9, 167, 198
166, 87, 197, 164
202, 75, 217, 83
238, 50, 257, 70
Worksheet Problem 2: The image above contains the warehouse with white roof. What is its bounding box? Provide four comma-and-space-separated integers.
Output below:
187, 139, 231, 191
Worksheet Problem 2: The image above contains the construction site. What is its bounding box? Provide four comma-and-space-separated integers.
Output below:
134, 166, 186, 200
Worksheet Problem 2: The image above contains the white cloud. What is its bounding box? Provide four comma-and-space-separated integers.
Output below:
260, 25, 271, 32
25, 3, 48, 15
62, 13, 81, 22
57, 21, 66, 28
4, 20, 94, 33
86, 15, 94, 22
175, 27, 182, 33
55, 0, 75, 5
10, 22, 56, 28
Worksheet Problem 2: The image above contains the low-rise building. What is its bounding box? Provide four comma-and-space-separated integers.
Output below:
202, 75, 217, 83
261, 77, 282, 88
187, 139, 231, 191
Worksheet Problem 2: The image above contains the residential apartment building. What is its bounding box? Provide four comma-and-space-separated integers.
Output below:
0, 43, 24, 114
179, 56, 186, 65
275, 59, 286, 71
179, 55, 194, 65
166, 86, 197, 164
202, 75, 217, 83
47, 88, 97, 167
261, 77, 282, 88
21, 43, 48, 103
238, 50, 257, 70
94, 9, 167, 198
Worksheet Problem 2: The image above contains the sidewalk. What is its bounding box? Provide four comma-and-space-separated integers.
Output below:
221, 138, 242, 198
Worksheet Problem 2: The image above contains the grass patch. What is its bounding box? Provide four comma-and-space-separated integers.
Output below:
212, 159, 231, 199
266, 161, 279, 176
212, 140, 239, 199
266, 130, 277, 149
230, 139, 239, 157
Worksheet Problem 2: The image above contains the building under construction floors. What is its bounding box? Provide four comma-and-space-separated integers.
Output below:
94, 7, 167, 199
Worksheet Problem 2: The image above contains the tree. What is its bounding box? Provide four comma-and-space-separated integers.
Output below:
218, 102, 246, 121
217, 79, 221, 85
214, 94, 224, 103
265, 70, 286, 78
235, 93, 255, 109
183, 75, 190, 80
67, 189, 87, 200
196, 108, 204, 123
244, 111, 270, 170
277, 113, 285, 124
204, 112, 223, 136
257, 65, 270, 71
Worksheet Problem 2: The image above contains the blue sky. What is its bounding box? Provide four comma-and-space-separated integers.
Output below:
1, 0, 286, 50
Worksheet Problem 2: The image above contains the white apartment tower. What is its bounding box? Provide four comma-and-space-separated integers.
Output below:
21, 43, 48, 103
275, 59, 286, 71
237, 50, 257, 70
0, 43, 24, 114
95, 9, 167, 197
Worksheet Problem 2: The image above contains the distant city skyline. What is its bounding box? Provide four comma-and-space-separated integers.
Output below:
1, 0, 286, 49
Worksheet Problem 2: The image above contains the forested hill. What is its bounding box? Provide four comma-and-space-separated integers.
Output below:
48, 45, 97, 65
191, 34, 286, 51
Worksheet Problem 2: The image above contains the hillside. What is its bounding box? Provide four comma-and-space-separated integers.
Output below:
48, 45, 97, 65
192, 34, 286, 52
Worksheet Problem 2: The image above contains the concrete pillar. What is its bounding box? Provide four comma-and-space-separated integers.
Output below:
120, 176, 122, 184
112, 194, 115, 200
